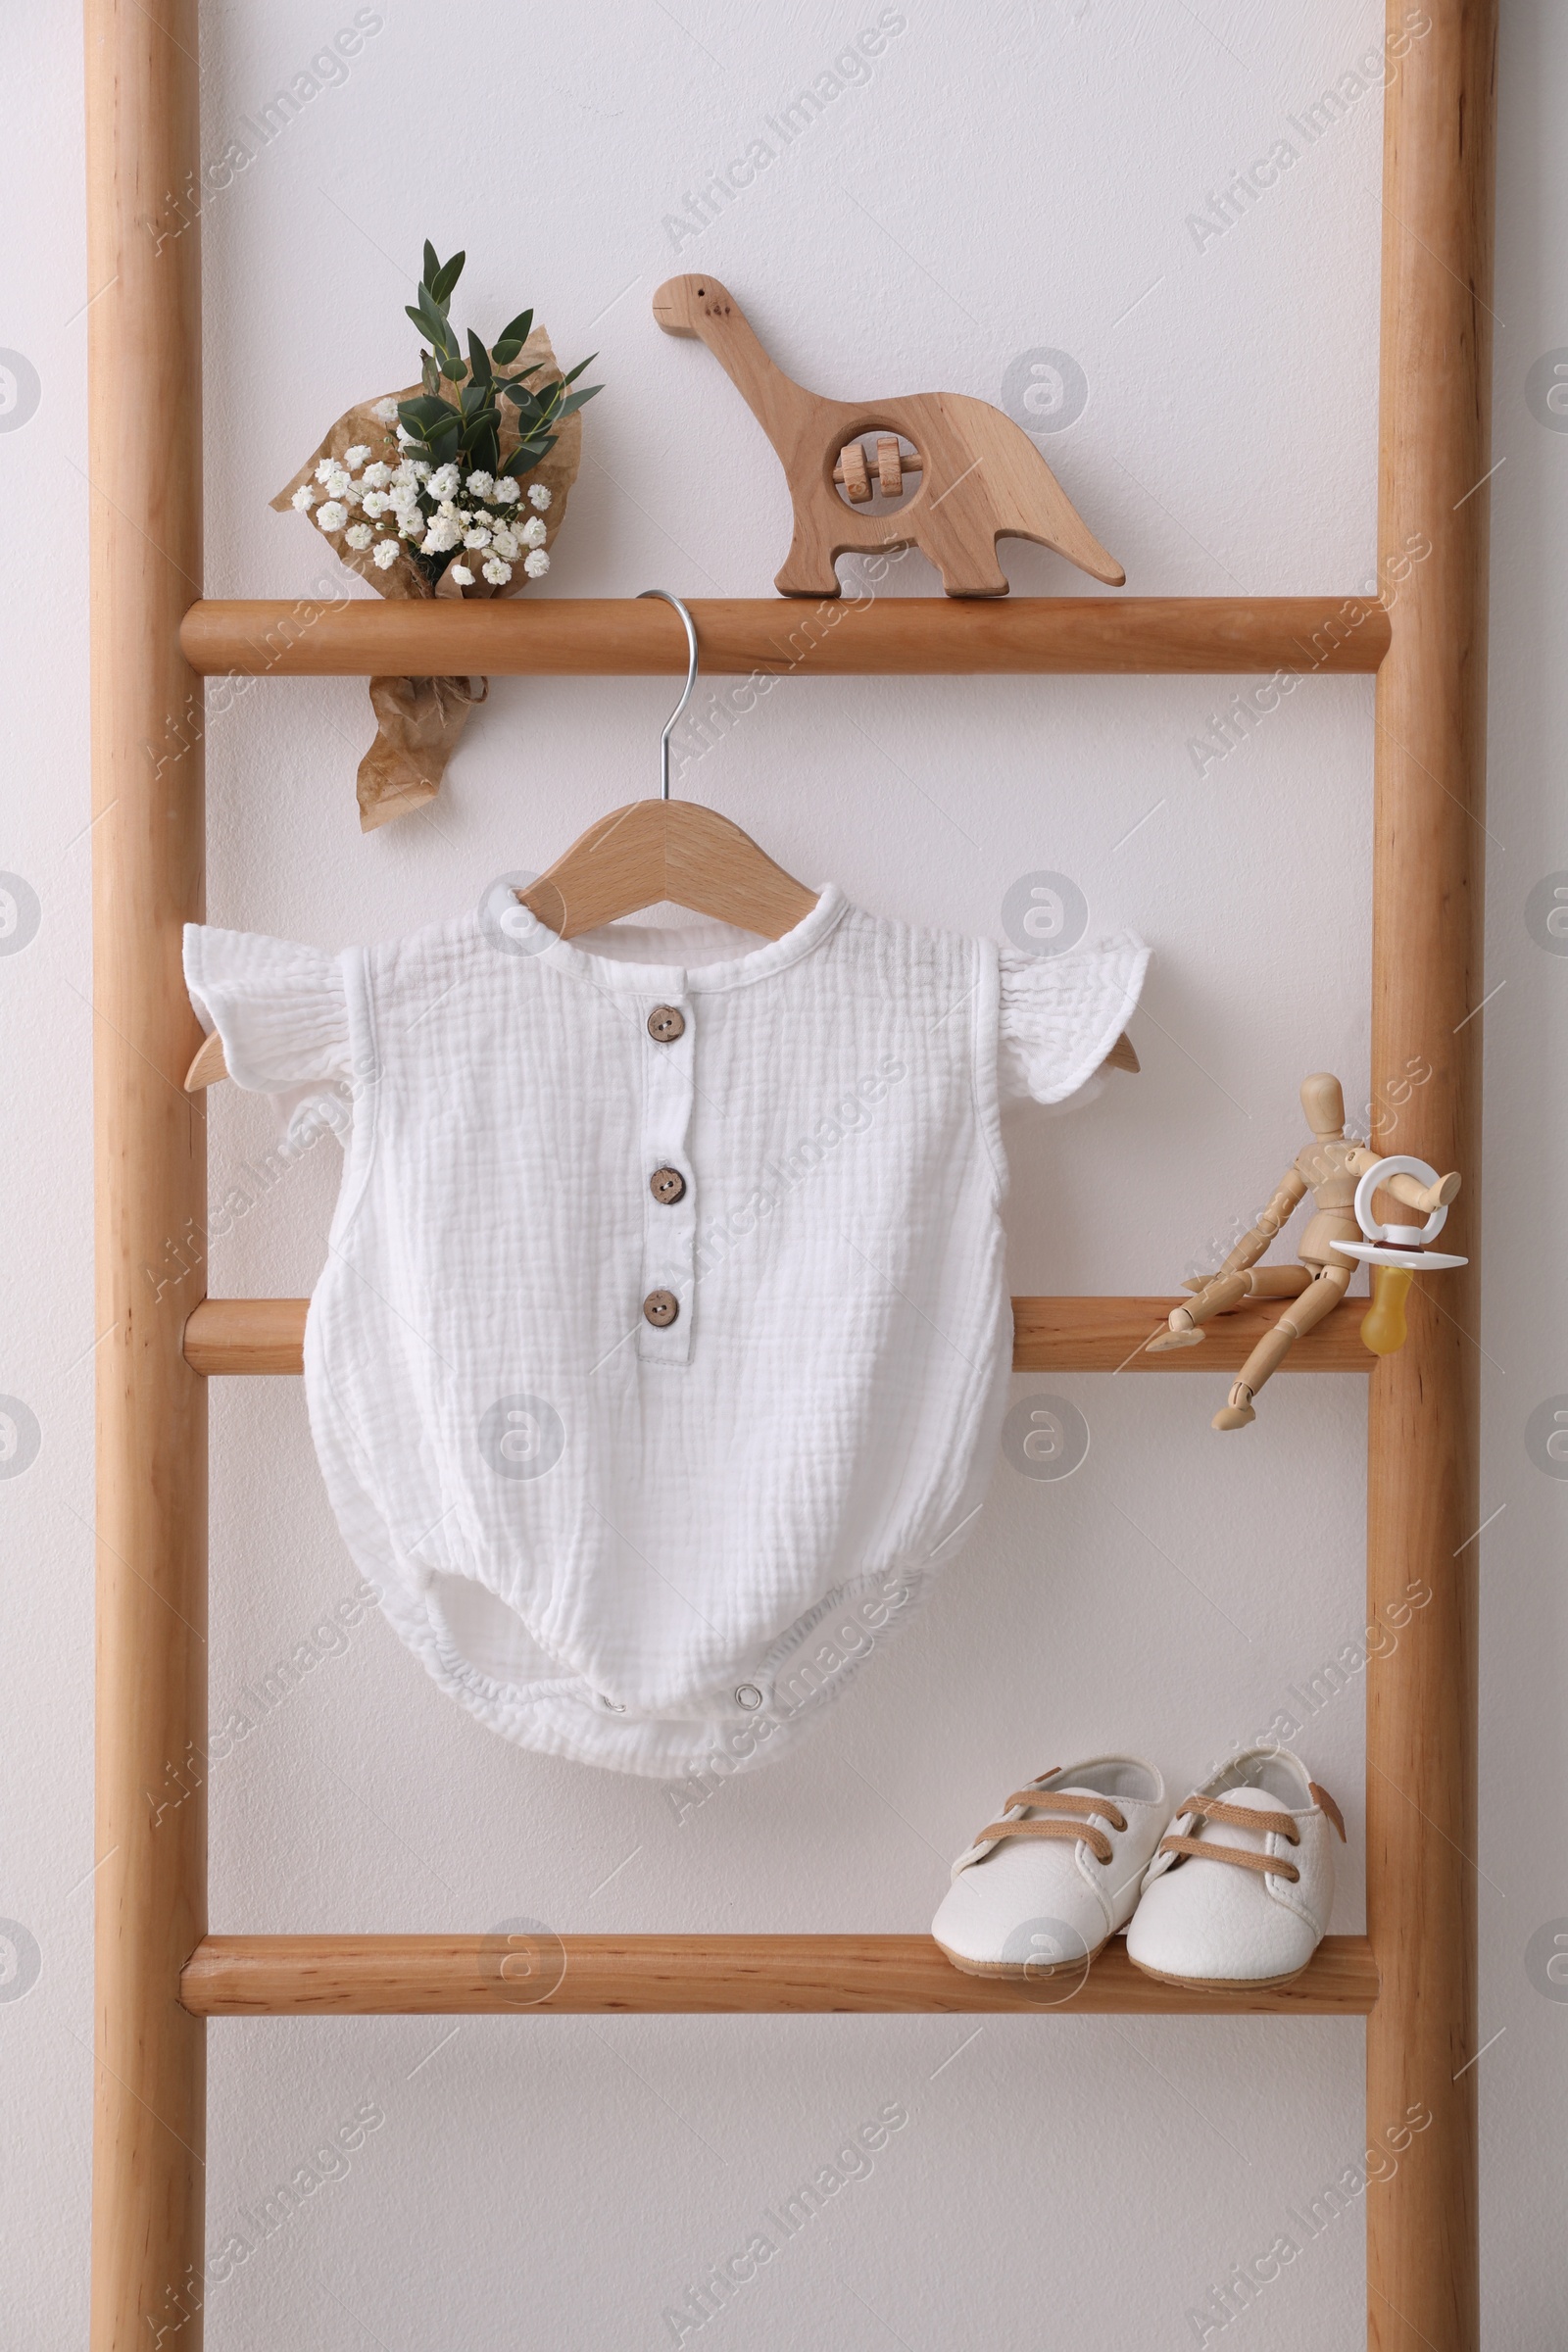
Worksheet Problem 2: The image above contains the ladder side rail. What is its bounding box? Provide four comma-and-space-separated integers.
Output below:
86, 4, 210, 2348
1366, 6, 1495, 2348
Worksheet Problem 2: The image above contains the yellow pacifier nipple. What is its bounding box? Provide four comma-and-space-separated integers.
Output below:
1360, 1263, 1415, 1356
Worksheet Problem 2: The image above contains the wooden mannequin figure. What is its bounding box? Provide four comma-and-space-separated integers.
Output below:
1146, 1072, 1460, 1430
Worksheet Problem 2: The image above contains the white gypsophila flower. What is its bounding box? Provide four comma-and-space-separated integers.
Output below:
493, 478, 520, 505
372, 539, 401, 568
519, 514, 548, 550
437, 499, 458, 519
316, 502, 348, 532
372, 398, 401, 421
482, 557, 512, 585
414, 460, 431, 479
345, 523, 373, 550
315, 457, 337, 484
399, 514, 425, 538
361, 462, 391, 489
291, 484, 317, 513
449, 563, 474, 586
361, 492, 389, 518
324, 468, 352, 501
527, 482, 552, 511
491, 527, 517, 561
466, 470, 495, 497
463, 527, 491, 550
523, 548, 550, 578
344, 444, 371, 467
429, 463, 460, 498
396, 425, 416, 444
421, 516, 460, 553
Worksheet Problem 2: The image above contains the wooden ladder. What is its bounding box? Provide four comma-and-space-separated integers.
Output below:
84, 4, 1494, 2345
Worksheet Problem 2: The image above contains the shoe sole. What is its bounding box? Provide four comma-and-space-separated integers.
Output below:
1126, 1954, 1312, 1992
935, 1934, 1109, 1980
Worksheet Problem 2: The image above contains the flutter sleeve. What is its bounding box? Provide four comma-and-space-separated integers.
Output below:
997, 933, 1151, 1106
183, 924, 358, 1143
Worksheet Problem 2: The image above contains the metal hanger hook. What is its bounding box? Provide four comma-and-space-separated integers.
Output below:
637, 589, 700, 802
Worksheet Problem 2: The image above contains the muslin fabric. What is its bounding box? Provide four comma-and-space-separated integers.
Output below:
186, 888, 1147, 1776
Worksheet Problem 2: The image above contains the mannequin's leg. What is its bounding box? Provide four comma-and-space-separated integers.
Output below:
1148, 1263, 1310, 1352
1212, 1261, 1352, 1429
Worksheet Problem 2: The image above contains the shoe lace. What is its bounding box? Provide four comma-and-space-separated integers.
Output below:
1156, 1793, 1301, 1883
977, 1788, 1128, 1867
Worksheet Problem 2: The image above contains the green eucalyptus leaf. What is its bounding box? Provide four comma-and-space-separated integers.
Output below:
417, 284, 457, 349
431, 250, 466, 305
491, 308, 534, 362
560, 353, 599, 386
422, 238, 440, 288
502, 433, 557, 476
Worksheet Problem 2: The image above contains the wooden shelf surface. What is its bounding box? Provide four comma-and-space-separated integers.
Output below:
179, 594, 1390, 678
180, 1931, 1376, 2017
183, 1293, 1370, 1377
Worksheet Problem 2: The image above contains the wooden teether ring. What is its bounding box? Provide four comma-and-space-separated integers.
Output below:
838, 439, 871, 502
833, 435, 923, 504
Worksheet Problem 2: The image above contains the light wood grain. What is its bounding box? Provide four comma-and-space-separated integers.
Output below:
1012, 1294, 1369, 1373
179, 1932, 1377, 2017
520, 800, 820, 941
86, 4, 209, 2347
1366, 7, 1494, 2348
652, 273, 1123, 596
182, 1295, 1371, 1377
177, 595, 1392, 677
836, 437, 871, 501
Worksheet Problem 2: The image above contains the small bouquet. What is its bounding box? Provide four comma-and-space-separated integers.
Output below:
275, 242, 602, 828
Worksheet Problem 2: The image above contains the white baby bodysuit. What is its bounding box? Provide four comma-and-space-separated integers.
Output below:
186, 886, 1147, 1778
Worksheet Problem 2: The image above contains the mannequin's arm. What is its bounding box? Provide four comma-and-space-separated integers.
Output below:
1345, 1149, 1461, 1216
1205, 1165, 1310, 1282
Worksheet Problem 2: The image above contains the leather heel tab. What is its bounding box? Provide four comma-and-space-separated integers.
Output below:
1309, 1780, 1348, 1840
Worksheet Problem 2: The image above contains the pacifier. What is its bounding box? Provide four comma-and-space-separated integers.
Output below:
1335, 1154, 1468, 1356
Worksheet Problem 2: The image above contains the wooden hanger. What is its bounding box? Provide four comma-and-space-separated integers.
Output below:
183, 592, 1135, 1085
514, 590, 819, 941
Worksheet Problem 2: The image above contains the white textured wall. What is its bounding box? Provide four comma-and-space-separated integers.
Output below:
2, 2, 1563, 2344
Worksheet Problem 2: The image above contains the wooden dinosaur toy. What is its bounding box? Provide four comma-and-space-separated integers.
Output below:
652, 274, 1124, 600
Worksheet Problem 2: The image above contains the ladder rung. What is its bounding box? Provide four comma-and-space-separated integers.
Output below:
182, 1295, 1371, 1377
180, 1932, 1377, 2017
178, 595, 1390, 679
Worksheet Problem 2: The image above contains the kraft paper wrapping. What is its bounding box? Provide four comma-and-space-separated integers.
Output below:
272, 324, 582, 830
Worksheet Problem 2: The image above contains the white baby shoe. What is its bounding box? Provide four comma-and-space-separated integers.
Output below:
1126, 1745, 1347, 1990
933, 1757, 1168, 1978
